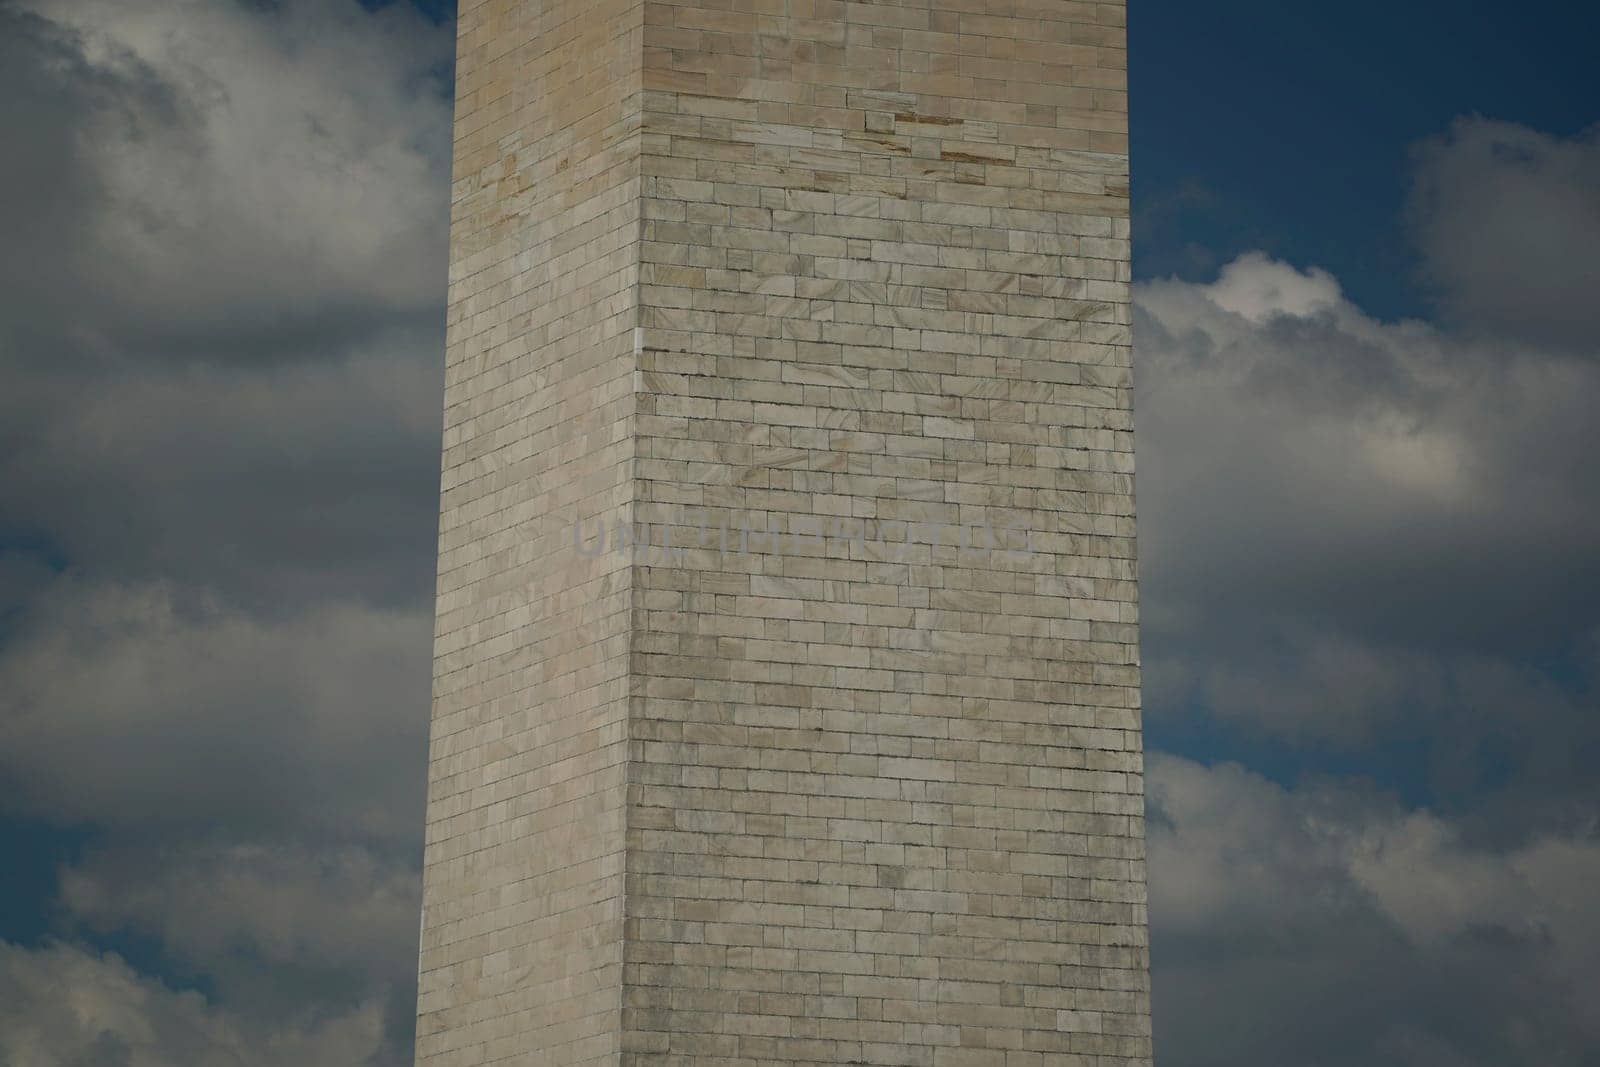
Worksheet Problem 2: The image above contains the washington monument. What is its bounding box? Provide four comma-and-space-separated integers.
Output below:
417, 1, 1150, 1063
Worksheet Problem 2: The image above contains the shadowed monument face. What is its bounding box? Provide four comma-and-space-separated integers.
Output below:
416, 2, 1148, 1064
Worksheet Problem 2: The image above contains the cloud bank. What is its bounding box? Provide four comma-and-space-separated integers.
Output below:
0, 1, 451, 1062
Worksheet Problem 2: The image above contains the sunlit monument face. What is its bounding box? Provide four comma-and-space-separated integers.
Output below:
416, 2, 1148, 1063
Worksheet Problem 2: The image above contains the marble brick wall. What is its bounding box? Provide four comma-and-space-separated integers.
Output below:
624, 3, 1146, 1063
420, 2, 1147, 1064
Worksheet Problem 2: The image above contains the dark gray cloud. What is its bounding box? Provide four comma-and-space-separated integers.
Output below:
0, 2, 451, 1063
1136, 253, 1600, 662
0, 346, 445, 609
0, 0, 452, 611
61, 842, 420, 986
1409, 118, 1600, 353
1149, 755, 1600, 1067
0, 579, 431, 839
1132, 133, 1600, 1065
1133, 251, 1600, 800
0, 7, 180, 339
4, 0, 452, 357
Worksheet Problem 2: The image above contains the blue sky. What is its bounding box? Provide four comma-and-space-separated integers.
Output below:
1125, 1, 1600, 822
0, 1, 1596, 1064
1132, 0, 1599, 317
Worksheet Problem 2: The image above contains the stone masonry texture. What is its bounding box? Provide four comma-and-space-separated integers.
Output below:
417, 1, 1148, 1065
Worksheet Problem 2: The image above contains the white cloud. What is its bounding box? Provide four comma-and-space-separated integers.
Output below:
1134, 251, 1600, 744
1348, 810, 1600, 989
1204, 252, 1343, 322
0, 942, 388, 1067
1138, 231, 1600, 1060
52, 839, 422, 1054
13, 0, 454, 342
1149, 755, 1600, 1065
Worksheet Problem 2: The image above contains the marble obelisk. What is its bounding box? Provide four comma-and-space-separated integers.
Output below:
418, 2, 1150, 1063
